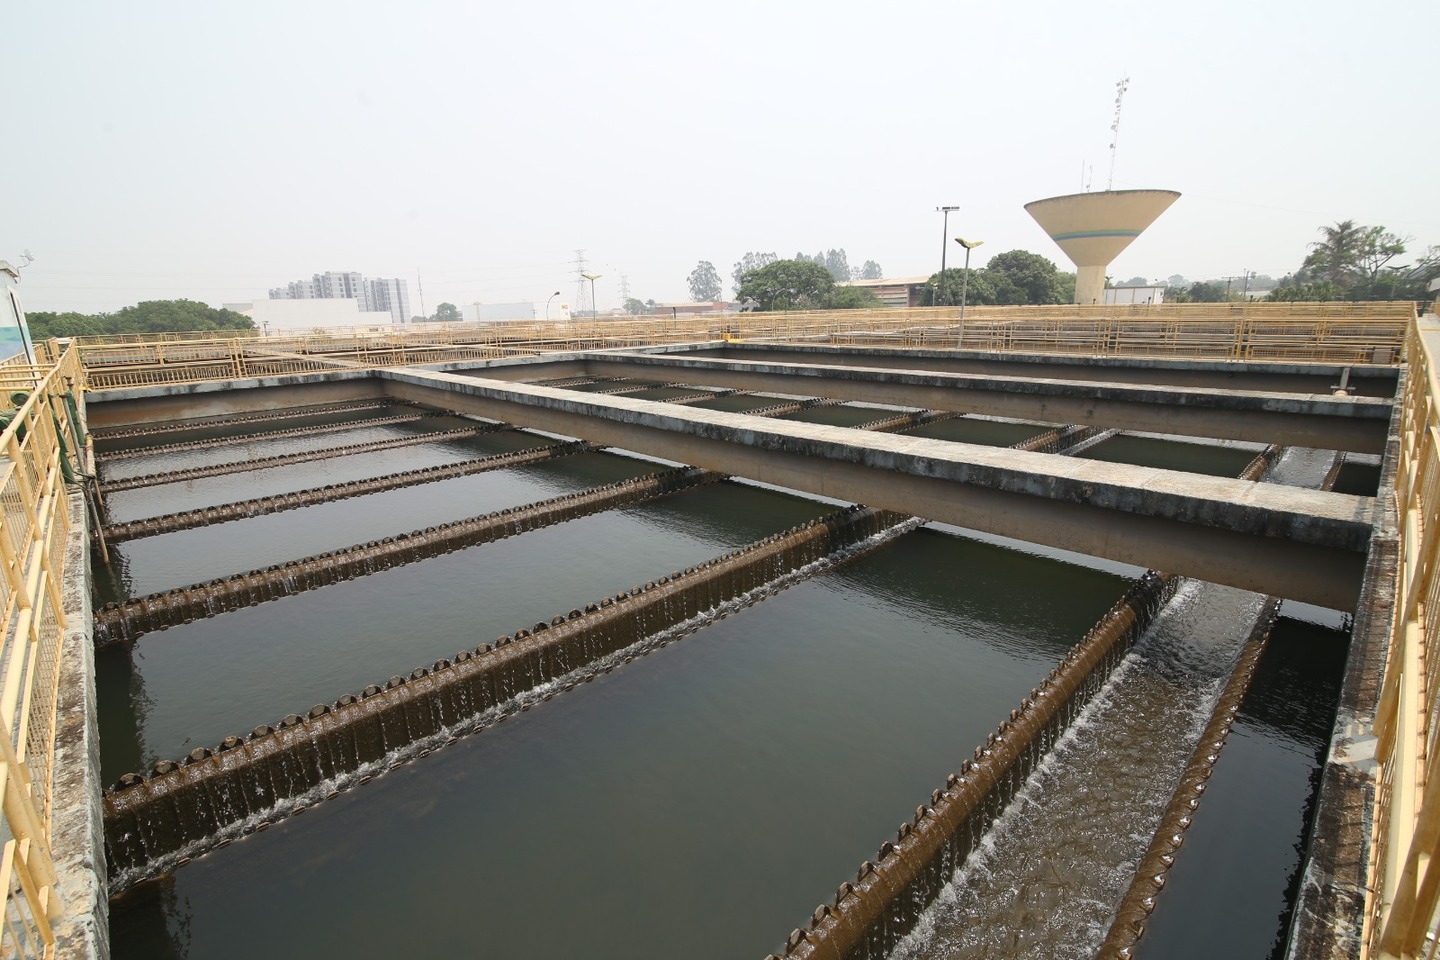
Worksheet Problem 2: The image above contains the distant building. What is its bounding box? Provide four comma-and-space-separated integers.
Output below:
1103, 285, 1167, 306
369, 278, 412, 325
270, 272, 411, 324
837, 276, 931, 308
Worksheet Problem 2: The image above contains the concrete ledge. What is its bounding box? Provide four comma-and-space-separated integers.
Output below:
382, 368, 1374, 550
51, 488, 107, 960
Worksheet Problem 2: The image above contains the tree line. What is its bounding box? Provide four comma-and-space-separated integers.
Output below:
27, 300, 256, 339
1267, 221, 1437, 302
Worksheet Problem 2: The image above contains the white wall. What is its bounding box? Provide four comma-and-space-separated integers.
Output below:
226, 299, 398, 330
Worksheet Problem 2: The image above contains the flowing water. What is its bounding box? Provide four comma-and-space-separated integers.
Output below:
96, 408, 1354, 959
106, 525, 1128, 960
1132, 611, 1349, 960
888, 445, 1343, 960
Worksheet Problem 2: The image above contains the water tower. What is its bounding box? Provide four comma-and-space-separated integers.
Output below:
1024, 189, 1180, 305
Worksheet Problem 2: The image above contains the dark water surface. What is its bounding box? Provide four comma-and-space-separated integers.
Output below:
92, 404, 418, 455
900, 416, 1051, 447
100, 450, 659, 599
778, 404, 895, 427
1081, 433, 1259, 477
99, 415, 483, 482
97, 478, 831, 781
107, 525, 1127, 959
690, 393, 796, 413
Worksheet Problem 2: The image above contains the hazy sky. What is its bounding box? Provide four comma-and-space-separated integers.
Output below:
6, 0, 1437, 315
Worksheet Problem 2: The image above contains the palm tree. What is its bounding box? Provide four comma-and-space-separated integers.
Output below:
1302, 220, 1365, 290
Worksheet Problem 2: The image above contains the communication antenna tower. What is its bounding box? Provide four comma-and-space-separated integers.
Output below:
572, 249, 592, 318
1107, 76, 1130, 191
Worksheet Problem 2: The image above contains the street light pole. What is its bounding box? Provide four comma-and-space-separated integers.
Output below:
936, 206, 959, 306
581, 273, 602, 319
954, 237, 984, 332
546, 291, 560, 321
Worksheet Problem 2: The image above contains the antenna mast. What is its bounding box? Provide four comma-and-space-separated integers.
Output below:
1107, 76, 1130, 191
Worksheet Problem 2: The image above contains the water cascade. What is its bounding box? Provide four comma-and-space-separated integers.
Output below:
93, 466, 723, 646
101, 504, 910, 888
101, 440, 592, 542
1095, 600, 1282, 957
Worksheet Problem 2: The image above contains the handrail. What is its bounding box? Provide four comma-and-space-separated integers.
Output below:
0, 344, 85, 957
67, 302, 1411, 391
1364, 314, 1440, 957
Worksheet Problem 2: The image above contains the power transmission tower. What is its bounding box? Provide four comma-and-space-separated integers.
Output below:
618, 274, 631, 308
572, 249, 592, 318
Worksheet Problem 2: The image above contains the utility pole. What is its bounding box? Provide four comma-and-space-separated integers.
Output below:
936, 206, 959, 306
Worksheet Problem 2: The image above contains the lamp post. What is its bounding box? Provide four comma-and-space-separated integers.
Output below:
936, 206, 959, 306
545, 291, 561, 321
581, 273, 602, 319
954, 237, 984, 328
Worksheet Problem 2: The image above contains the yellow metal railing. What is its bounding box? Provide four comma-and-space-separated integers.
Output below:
68, 302, 1413, 390
0, 345, 84, 959
1367, 314, 1440, 958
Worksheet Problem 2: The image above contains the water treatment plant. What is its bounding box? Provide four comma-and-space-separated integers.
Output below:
3, 300, 1438, 960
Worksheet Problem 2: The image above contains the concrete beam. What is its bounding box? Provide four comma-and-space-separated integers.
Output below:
381, 368, 1373, 608
571, 354, 1390, 453
665, 342, 1400, 398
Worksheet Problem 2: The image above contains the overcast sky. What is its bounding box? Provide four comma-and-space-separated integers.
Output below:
6, 0, 1436, 315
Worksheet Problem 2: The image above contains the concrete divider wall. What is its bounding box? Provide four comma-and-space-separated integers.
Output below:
94, 466, 722, 646
102, 504, 910, 889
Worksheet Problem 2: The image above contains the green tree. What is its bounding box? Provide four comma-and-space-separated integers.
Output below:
737, 259, 877, 311
985, 250, 1067, 304
687, 261, 723, 301
857, 260, 883, 280
737, 259, 834, 310
731, 252, 777, 296
827, 285, 882, 309
1185, 281, 1227, 302
623, 297, 648, 315
918, 268, 1006, 307
823, 249, 850, 282
433, 302, 462, 322
1056, 272, 1076, 303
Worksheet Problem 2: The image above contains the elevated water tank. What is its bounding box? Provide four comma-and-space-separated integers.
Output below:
1024, 190, 1181, 305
